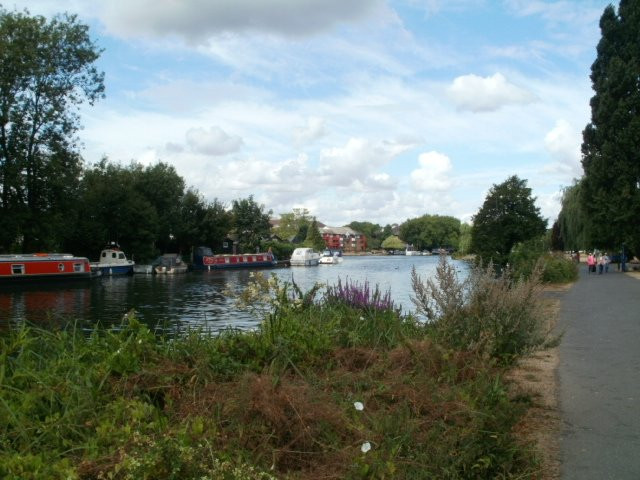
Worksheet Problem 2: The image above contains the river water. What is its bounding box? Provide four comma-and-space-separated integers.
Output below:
0, 255, 469, 333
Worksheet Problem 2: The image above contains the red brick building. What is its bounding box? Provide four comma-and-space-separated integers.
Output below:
320, 226, 367, 253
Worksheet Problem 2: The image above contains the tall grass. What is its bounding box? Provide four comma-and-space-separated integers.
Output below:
0, 269, 550, 479
412, 257, 552, 364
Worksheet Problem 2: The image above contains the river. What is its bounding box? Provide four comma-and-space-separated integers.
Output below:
0, 255, 469, 332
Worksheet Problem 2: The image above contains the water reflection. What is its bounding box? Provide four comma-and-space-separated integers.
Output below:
0, 256, 469, 333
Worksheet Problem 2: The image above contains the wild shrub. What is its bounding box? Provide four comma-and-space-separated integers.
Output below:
412, 257, 549, 364
541, 252, 578, 283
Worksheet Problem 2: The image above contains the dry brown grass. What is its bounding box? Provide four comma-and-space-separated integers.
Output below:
506, 283, 571, 480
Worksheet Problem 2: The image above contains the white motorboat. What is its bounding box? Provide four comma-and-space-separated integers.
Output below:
318, 250, 343, 265
290, 247, 321, 266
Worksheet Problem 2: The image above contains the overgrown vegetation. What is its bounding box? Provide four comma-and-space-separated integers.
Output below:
1, 261, 554, 479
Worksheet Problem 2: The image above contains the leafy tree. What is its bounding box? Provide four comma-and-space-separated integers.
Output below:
231, 195, 271, 252
381, 235, 405, 251
69, 160, 158, 260
581, 1, 640, 254
0, 8, 104, 251
275, 208, 310, 242
457, 223, 472, 255
303, 217, 326, 251
174, 190, 231, 255
399, 215, 461, 251
470, 176, 547, 265
557, 180, 589, 252
349, 221, 383, 249
134, 162, 185, 253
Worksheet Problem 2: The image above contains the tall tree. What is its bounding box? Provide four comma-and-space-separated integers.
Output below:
470, 176, 547, 265
399, 215, 461, 251
581, 1, 640, 254
0, 8, 104, 251
349, 221, 383, 249
275, 208, 310, 242
557, 180, 589, 251
303, 217, 326, 251
231, 195, 272, 252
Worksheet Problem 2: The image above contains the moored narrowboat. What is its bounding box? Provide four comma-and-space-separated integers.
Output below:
0, 253, 92, 282
192, 246, 277, 270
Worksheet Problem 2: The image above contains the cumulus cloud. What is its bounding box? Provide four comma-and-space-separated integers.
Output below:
318, 138, 410, 187
293, 116, 327, 146
185, 126, 244, 156
100, 0, 384, 41
543, 119, 582, 178
410, 151, 453, 191
447, 73, 537, 112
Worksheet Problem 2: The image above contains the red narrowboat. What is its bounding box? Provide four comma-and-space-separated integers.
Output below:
0, 253, 92, 282
192, 246, 278, 270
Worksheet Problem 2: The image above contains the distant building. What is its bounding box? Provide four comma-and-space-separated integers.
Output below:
320, 226, 367, 253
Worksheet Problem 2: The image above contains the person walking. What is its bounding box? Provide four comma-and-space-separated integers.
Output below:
598, 254, 604, 274
602, 252, 610, 273
587, 252, 596, 274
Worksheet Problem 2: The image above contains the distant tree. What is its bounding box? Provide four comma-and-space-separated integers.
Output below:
0, 8, 104, 251
581, 1, 640, 254
275, 208, 311, 242
303, 217, 326, 251
399, 215, 461, 251
470, 176, 547, 265
457, 223, 472, 254
174, 190, 231, 255
381, 235, 405, 251
557, 181, 589, 252
231, 195, 272, 252
349, 221, 383, 249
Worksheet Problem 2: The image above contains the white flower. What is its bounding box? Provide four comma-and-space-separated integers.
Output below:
353, 401, 364, 411
361, 441, 371, 453
359, 316, 365, 321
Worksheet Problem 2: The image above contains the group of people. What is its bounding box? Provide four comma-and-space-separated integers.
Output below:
586, 252, 610, 274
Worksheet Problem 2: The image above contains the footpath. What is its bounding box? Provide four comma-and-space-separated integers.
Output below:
558, 265, 640, 479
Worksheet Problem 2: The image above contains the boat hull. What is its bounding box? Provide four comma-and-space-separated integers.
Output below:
0, 254, 92, 282
193, 253, 277, 270
92, 264, 134, 276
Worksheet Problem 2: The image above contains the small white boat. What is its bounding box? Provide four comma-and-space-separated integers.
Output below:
133, 264, 154, 274
154, 253, 188, 274
91, 243, 135, 276
318, 250, 343, 265
290, 247, 321, 266
405, 246, 421, 256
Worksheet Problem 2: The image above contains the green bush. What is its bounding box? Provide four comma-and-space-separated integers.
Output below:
541, 253, 578, 283
412, 257, 550, 364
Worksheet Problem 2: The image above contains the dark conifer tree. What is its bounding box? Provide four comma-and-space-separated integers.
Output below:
581, 1, 640, 253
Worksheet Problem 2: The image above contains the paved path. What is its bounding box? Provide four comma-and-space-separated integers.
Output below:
558, 266, 640, 479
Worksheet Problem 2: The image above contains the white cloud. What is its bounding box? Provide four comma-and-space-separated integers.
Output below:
410, 151, 453, 191
318, 138, 409, 187
447, 73, 537, 112
185, 126, 244, 156
543, 119, 582, 178
293, 116, 327, 146
100, 0, 385, 41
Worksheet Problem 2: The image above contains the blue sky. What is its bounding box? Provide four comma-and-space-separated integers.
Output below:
9, 0, 612, 227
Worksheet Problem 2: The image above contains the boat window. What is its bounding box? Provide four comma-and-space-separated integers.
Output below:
58, 263, 65, 272
225, 257, 230, 264
102, 252, 107, 258
73, 263, 83, 272
11, 264, 25, 275
118, 253, 125, 259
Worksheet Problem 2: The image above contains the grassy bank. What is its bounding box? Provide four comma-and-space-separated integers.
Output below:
0, 260, 555, 479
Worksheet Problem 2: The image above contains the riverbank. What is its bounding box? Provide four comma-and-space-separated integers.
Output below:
0, 264, 557, 479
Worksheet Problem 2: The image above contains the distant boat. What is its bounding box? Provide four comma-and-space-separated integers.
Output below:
405, 246, 421, 256
154, 253, 188, 274
133, 264, 154, 274
318, 250, 343, 265
290, 247, 321, 266
0, 253, 92, 282
192, 246, 277, 270
90, 242, 134, 276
